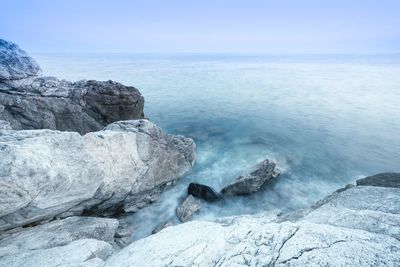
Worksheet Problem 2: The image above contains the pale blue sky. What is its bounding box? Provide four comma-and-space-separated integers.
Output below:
1, 0, 399, 53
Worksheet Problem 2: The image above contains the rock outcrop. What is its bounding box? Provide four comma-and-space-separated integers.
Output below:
357, 172, 400, 188
0, 39, 144, 134
176, 195, 202, 223
221, 159, 280, 196
105, 180, 400, 266
0, 119, 195, 231
0, 216, 117, 267
0, 39, 41, 81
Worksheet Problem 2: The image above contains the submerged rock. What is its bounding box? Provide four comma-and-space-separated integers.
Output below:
356, 172, 400, 188
0, 39, 144, 134
105, 184, 400, 266
0, 119, 195, 231
188, 182, 223, 202
221, 159, 279, 196
176, 195, 202, 223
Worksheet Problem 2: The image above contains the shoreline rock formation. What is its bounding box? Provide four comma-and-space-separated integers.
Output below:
105, 174, 400, 266
0, 39, 144, 134
0, 119, 195, 231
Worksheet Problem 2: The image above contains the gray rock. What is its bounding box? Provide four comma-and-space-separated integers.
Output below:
221, 159, 279, 196
356, 172, 400, 188
176, 195, 202, 223
0, 216, 118, 253
0, 120, 11, 130
0, 119, 195, 231
113, 217, 134, 248
0, 239, 113, 267
0, 77, 144, 134
105, 185, 400, 267
0, 39, 144, 134
0, 39, 41, 81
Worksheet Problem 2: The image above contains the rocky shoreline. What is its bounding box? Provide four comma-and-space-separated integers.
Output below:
0, 39, 399, 266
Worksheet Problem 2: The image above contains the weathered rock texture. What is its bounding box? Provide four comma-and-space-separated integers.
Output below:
105, 183, 400, 266
0, 39, 41, 81
176, 195, 202, 223
357, 172, 400, 188
0, 39, 144, 134
0, 216, 117, 267
221, 159, 280, 196
0, 119, 195, 231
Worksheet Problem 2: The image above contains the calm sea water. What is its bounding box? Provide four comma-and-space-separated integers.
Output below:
34, 53, 400, 240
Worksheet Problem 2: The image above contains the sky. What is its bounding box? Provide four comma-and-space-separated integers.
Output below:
1, 0, 399, 53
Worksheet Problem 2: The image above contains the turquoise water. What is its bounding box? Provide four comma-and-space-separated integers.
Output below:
35, 53, 400, 240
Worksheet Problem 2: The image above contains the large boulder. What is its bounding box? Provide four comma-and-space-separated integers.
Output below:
0, 77, 145, 134
105, 184, 400, 266
0, 39, 144, 134
0, 119, 195, 231
221, 159, 280, 196
0, 39, 41, 81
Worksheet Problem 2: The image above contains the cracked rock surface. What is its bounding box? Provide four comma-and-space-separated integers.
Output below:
0, 119, 195, 231
105, 184, 400, 266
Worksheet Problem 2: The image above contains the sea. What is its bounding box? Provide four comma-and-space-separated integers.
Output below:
34, 53, 400, 241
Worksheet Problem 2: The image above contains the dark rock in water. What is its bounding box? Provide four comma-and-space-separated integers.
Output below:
188, 182, 223, 202
221, 159, 280, 196
176, 195, 202, 223
0, 39, 41, 80
151, 220, 176, 235
0, 39, 144, 134
357, 173, 400, 188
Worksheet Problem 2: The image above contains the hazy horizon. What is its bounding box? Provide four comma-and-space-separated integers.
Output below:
1, 0, 400, 54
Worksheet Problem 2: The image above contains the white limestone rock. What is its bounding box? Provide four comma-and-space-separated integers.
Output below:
0, 216, 118, 254
0, 119, 195, 231
0, 239, 112, 267
106, 185, 400, 266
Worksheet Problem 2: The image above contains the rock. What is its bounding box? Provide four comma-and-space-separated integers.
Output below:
0, 239, 113, 267
356, 172, 400, 188
221, 159, 279, 196
0, 39, 144, 134
0, 77, 145, 134
176, 195, 202, 223
0, 120, 11, 130
0, 216, 118, 253
105, 185, 400, 266
188, 182, 223, 202
113, 217, 134, 248
151, 220, 176, 235
0, 39, 41, 81
0, 119, 195, 231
